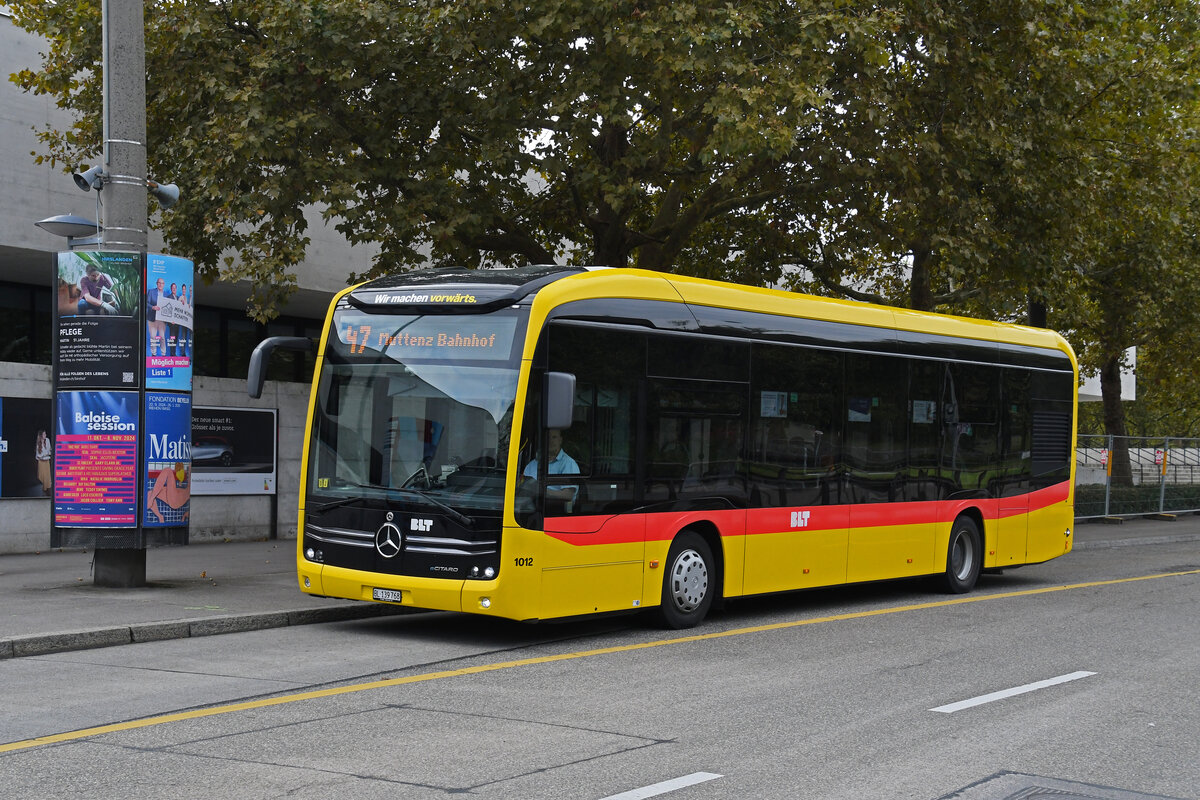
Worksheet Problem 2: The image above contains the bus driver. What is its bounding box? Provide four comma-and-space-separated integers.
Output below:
523, 428, 579, 505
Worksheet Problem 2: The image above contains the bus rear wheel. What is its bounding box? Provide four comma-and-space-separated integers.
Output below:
654, 531, 714, 629
940, 515, 982, 593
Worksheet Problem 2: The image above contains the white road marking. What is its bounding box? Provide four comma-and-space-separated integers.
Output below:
600, 771, 724, 799
930, 670, 1098, 713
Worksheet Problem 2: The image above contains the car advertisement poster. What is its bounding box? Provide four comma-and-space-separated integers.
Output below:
55, 251, 141, 389
145, 253, 194, 392
53, 390, 139, 527
191, 406, 277, 495
143, 392, 192, 527
0, 397, 54, 499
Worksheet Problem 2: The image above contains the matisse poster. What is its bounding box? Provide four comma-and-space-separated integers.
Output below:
143, 391, 192, 527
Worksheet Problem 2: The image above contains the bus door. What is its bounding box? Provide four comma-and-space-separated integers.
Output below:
536, 393, 645, 618
744, 345, 847, 593
529, 323, 646, 617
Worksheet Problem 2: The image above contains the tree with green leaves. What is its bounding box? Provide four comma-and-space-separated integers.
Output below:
11, 0, 903, 318
770, 0, 1082, 314
776, 1, 1200, 328
9, 0, 1199, 448
1047, 3, 1200, 478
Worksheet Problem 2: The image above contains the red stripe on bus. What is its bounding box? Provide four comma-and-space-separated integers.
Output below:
541, 481, 1071, 547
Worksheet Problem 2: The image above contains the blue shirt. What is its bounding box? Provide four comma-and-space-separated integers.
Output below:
523, 448, 580, 480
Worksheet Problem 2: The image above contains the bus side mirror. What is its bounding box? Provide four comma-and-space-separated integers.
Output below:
544, 371, 576, 430
247, 336, 315, 398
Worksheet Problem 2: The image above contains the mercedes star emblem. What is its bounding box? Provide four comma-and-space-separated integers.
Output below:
375, 522, 402, 558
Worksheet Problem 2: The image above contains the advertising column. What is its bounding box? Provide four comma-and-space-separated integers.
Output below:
51, 251, 195, 584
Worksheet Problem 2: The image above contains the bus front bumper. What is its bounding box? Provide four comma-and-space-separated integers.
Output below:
300, 562, 534, 620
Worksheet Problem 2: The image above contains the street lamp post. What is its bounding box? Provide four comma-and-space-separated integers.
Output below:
37, 0, 187, 589
90, 0, 150, 586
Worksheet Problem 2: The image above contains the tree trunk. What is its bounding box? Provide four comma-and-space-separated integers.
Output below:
1100, 352, 1133, 486
591, 228, 630, 267
1027, 296, 1047, 328
910, 247, 934, 311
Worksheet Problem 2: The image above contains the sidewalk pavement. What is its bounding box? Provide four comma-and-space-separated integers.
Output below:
2, 516, 1199, 660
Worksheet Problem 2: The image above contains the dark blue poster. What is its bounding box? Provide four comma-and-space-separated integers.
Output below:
143, 392, 192, 526
54, 391, 139, 527
0, 397, 54, 499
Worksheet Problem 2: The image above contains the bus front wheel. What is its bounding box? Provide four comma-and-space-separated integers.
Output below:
940, 515, 982, 593
654, 531, 714, 629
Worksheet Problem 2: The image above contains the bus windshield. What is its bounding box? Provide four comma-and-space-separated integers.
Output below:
307, 308, 526, 514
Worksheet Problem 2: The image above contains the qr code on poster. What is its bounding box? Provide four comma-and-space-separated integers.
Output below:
123, 372, 134, 383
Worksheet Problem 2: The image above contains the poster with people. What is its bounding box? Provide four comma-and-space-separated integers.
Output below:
145, 254, 194, 392
53, 390, 139, 527
55, 251, 141, 388
143, 391, 192, 527
0, 397, 54, 498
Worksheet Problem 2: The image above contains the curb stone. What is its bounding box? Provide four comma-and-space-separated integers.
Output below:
0, 603, 414, 660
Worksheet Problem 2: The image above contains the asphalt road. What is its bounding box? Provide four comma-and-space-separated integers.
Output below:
2, 541, 1197, 800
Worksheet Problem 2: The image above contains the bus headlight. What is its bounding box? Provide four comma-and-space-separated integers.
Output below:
479, 597, 491, 609
484, 566, 496, 579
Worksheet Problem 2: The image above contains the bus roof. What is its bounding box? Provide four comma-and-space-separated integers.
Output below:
342, 265, 1073, 361
541, 268, 1075, 358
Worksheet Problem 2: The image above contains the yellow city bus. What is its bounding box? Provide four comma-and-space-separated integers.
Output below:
249, 265, 1077, 628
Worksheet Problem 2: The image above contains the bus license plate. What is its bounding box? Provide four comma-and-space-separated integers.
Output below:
372, 588, 403, 603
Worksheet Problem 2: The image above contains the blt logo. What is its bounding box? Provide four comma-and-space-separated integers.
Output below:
790, 510, 811, 529
411, 519, 433, 532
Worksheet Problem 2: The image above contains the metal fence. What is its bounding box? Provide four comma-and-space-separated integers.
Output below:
1076, 435, 1200, 519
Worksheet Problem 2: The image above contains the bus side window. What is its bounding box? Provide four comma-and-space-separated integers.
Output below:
844, 353, 907, 504
749, 343, 842, 508
909, 360, 944, 502
543, 322, 643, 517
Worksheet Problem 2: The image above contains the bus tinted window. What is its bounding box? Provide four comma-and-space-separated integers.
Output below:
749, 344, 842, 507
942, 362, 1000, 498
645, 379, 748, 509
844, 353, 909, 503
542, 323, 644, 517
909, 360, 944, 501
999, 369, 1034, 497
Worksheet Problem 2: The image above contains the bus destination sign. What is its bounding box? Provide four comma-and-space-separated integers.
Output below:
333, 312, 518, 362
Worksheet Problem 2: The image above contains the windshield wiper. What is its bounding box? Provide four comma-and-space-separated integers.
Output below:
310, 480, 474, 527
390, 487, 474, 528
310, 494, 363, 514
